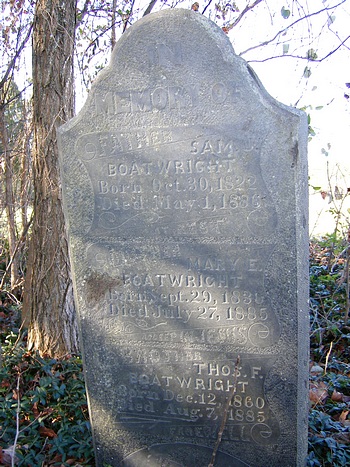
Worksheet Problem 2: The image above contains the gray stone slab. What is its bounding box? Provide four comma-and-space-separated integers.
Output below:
58, 8, 309, 467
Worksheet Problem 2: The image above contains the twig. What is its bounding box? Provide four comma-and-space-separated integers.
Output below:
239, 0, 348, 58
11, 374, 21, 467
324, 341, 333, 375
13, 321, 26, 350
122, 0, 136, 33
324, 162, 349, 271
0, 216, 33, 291
143, 0, 158, 17
17, 409, 53, 436
0, 23, 33, 92
331, 244, 350, 273
231, 0, 263, 28
208, 355, 240, 467
345, 244, 350, 324
246, 36, 350, 64
202, 0, 213, 15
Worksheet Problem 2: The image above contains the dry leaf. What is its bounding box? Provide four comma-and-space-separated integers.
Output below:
1, 446, 19, 465
65, 459, 78, 465
49, 453, 62, 464
338, 410, 350, 427
309, 381, 328, 405
331, 390, 350, 403
331, 390, 344, 402
39, 426, 57, 438
1, 379, 10, 388
32, 402, 40, 418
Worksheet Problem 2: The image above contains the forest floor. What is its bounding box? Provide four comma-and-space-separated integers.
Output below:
0, 236, 349, 466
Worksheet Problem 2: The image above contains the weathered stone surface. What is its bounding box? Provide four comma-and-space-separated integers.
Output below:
58, 9, 309, 467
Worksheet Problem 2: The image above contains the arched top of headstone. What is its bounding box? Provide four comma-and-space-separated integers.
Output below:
59, 8, 307, 241
61, 8, 304, 135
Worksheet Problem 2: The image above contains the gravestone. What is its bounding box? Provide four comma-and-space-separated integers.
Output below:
58, 9, 309, 467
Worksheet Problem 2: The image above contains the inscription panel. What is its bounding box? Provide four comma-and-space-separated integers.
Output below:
76, 125, 277, 238
58, 8, 308, 467
86, 243, 280, 348
113, 353, 280, 441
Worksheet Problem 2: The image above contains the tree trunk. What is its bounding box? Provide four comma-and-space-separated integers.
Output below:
23, 0, 79, 357
20, 102, 32, 233
0, 105, 20, 292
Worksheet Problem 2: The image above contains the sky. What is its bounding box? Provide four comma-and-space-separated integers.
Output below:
220, 0, 350, 237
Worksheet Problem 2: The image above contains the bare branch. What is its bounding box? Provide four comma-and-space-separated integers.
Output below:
122, 0, 136, 33
239, 0, 348, 57
76, 0, 91, 28
0, 215, 33, 291
143, 0, 158, 17
231, 0, 263, 28
0, 83, 32, 111
247, 34, 350, 63
111, 0, 117, 49
202, 0, 213, 15
318, 34, 350, 61
9, 374, 21, 467
0, 23, 33, 93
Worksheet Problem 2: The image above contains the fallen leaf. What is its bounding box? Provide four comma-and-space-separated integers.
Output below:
1, 379, 10, 388
331, 390, 344, 402
331, 390, 350, 403
1, 446, 19, 465
309, 381, 328, 405
42, 407, 54, 416
39, 426, 57, 438
65, 459, 78, 465
338, 410, 350, 427
32, 402, 40, 418
49, 453, 62, 464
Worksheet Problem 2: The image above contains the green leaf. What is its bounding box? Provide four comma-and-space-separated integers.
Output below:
307, 49, 318, 61
283, 43, 289, 54
281, 6, 290, 19
328, 15, 336, 26
308, 126, 316, 137
303, 66, 311, 78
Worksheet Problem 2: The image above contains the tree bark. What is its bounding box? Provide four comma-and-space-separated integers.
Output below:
0, 104, 20, 292
23, 0, 79, 357
20, 102, 32, 234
